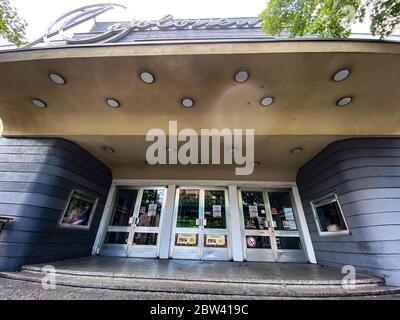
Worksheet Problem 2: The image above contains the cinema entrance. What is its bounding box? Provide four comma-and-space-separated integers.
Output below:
94, 181, 312, 264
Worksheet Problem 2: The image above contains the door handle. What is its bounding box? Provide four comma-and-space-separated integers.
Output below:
128, 217, 134, 225
203, 218, 207, 226
196, 218, 201, 226
135, 217, 140, 225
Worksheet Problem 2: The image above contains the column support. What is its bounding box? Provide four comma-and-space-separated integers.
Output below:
159, 184, 177, 259
291, 185, 316, 263
228, 185, 244, 261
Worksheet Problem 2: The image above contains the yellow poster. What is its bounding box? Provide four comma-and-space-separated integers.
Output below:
176, 234, 197, 246
205, 235, 226, 247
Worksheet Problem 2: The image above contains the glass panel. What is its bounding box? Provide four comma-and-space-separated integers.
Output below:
276, 237, 302, 250
176, 189, 200, 228
137, 189, 165, 227
313, 198, 348, 232
105, 232, 128, 244
133, 233, 158, 245
109, 189, 138, 226
204, 190, 226, 229
246, 236, 271, 249
204, 234, 227, 248
241, 191, 268, 230
175, 233, 198, 247
268, 192, 298, 231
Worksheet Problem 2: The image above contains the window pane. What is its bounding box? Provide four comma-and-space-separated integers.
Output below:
204, 235, 227, 248
137, 189, 165, 227
268, 192, 298, 231
133, 233, 158, 245
176, 189, 200, 228
105, 232, 128, 244
276, 237, 302, 249
314, 199, 348, 232
246, 236, 271, 249
241, 191, 268, 230
109, 189, 138, 226
204, 190, 226, 229
175, 233, 198, 247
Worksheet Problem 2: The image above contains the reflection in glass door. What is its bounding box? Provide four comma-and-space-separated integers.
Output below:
239, 189, 306, 262
100, 187, 166, 258
100, 188, 138, 256
127, 187, 166, 258
170, 187, 230, 260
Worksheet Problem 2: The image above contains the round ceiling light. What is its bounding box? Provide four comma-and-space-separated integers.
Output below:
234, 70, 249, 83
102, 147, 114, 153
140, 71, 155, 84
290, 147, 303, 154
32, 99, 47, 108
106, 98, 120, 108
49, 73, 66, 85
181, 98, 194, 108
336, 96, 352, 106
260, 96, 274, 106
332, 68, 351, 82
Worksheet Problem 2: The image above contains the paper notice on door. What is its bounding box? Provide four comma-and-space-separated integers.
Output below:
212, 205, 222, 218
139, 207, 146, 214
249, 205, 258, 218
147, 204, 158, 216
283, 207, 294, 220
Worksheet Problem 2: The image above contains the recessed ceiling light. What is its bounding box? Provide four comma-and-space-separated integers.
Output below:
336, 96, 352, 106
181, 98, 194, 108
291, 147, 303, 154
332, 68, 351, 82
32, 99, 47, 108
140, 71, 155, 84
106, 98, 120, 108
234, 70, 249, 83
102, 147, 114, 153
49, 73, 66, 85
260, 96, 274, 106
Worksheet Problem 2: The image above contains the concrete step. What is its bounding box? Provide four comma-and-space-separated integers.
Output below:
1, 269, 399, 298
21, 264, 384, 287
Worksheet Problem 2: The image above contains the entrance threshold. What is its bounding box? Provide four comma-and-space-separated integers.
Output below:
19, 256, 379, 285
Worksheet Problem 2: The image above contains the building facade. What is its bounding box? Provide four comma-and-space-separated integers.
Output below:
0, 4, 399, 286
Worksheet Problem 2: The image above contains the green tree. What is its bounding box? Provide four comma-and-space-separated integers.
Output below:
260, 0, 400, 39
0, 0, 26, 46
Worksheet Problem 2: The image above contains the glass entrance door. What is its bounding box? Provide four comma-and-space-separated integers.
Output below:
100, 187, 166, 258
239, 189, 306, 262
170, 187, 230, 260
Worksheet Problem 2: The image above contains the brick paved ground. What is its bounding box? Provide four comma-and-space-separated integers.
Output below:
1, 278, 400, 300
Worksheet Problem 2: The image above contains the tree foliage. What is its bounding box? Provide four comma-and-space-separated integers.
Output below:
260, 0, 400, 38
0, 0, 26, 46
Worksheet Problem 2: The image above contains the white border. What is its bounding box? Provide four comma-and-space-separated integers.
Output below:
58, 189, 98, 230
310, 192, 351, 237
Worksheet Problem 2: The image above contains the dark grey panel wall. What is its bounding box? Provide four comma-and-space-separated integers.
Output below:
0, 137, 112, 271
297, 138, 400, 286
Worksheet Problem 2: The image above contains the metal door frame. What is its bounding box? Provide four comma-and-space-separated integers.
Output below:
239, 188, 306, 262
98, 186, 167, 258
169, 186, 231, 260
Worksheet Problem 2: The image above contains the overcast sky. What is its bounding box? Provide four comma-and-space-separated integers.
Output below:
4, 0, 375, 45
